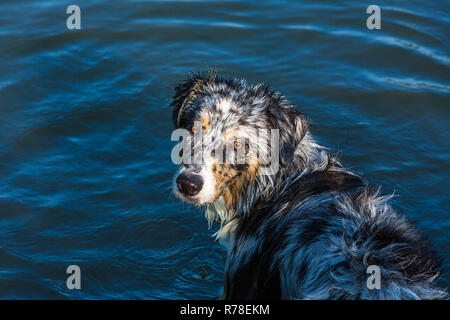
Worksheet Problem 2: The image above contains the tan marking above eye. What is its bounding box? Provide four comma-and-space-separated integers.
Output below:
234, 141, 243, 150
192, 113, 211, 133
192, 125, 207, 133
201, 113, 211, 131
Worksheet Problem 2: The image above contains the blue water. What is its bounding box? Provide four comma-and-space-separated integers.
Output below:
0, 0, 448, 299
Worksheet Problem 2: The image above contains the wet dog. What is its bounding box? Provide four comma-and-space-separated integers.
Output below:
171, 72, 446, 299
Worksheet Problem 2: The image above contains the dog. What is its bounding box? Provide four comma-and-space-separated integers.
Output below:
171, 72, 446, 299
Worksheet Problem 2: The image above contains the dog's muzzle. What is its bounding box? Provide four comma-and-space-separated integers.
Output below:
176, 165, 204, 197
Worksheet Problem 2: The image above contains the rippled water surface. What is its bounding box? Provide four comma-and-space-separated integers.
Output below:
0, 0, 449, 299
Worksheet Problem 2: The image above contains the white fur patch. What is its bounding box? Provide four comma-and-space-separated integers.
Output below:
216, 98, 235, 114
195, 165, 216, 205
206, 197, 238, 248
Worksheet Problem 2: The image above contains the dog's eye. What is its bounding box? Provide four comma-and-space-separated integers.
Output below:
192, 125, 206, 133
234, 141, 243, 150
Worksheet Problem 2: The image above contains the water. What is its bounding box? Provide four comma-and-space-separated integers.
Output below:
0, 0, 448, 299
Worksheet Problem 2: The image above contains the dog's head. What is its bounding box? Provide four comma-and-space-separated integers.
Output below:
171, 73, 307, 208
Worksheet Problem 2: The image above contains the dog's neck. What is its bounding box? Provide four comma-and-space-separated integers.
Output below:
206, 133, 336, 248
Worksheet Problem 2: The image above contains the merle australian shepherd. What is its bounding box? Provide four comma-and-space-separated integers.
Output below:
171, 72, 446, 300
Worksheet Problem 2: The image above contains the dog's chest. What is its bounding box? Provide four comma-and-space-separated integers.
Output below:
206, 200, 238, 249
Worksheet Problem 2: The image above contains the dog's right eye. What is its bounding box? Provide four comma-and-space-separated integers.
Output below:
192, 125, 206, 133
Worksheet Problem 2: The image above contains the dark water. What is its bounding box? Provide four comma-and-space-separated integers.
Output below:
0, 0, 448, 299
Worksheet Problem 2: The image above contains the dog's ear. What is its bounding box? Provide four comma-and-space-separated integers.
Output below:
170, 74, 207, 127
268, 106, 308, 166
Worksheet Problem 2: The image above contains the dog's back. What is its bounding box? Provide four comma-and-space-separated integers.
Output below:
223, 167, 446, 300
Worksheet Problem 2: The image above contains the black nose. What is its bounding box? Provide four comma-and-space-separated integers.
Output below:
176, 173, 203, 197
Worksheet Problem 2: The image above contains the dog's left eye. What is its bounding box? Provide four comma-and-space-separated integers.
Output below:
234, 141, 243, 150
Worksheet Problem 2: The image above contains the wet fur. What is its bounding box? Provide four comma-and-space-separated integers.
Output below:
171, 72, 446, 300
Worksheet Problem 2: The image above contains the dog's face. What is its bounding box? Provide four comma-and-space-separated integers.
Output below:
171, 74, 306, 208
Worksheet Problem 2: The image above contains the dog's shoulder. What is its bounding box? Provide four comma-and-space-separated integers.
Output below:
225, 169, 446, 299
